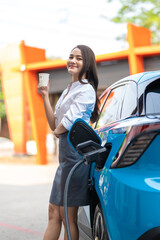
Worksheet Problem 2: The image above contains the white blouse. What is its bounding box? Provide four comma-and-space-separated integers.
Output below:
54, 79, 96, 131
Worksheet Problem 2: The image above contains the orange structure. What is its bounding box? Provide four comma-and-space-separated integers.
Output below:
1, 23, 160, 164
0, 41, 48, 164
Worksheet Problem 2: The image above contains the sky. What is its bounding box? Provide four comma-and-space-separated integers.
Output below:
0, 0, 128, 59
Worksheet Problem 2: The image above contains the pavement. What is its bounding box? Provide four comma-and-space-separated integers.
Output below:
0, 137, 65, 240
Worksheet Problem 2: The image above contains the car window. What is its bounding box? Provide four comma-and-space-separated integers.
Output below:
97, 85, 127, 127
121, 81, 137, 118
99, 90, 110, 111
145, 79, 160, 115
92, 90, 110, 129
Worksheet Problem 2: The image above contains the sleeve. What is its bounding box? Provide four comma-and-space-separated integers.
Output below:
54, 89, 67, 114
61, 85, 96, 130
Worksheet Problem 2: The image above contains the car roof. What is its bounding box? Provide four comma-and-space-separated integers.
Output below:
111, 70, 160, 87
100, 70, 160, 99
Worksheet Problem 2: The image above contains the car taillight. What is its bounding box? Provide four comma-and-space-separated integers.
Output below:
111, 131, 158, 168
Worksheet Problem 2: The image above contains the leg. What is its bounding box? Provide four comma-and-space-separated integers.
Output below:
43, 203, 62, 240
60, 206, 79, 240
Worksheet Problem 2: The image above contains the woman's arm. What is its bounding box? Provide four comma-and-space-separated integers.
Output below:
38, 86, 55, 131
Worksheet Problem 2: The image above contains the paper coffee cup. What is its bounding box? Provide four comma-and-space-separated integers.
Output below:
38, 73, 50, 87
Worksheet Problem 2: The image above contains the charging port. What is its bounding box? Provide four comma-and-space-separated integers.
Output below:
76, 140, 111, 169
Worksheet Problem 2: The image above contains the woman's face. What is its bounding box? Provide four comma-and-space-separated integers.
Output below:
67, 47, 83, 78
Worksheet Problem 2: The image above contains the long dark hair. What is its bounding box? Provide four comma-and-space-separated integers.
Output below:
72, 45, 99, 123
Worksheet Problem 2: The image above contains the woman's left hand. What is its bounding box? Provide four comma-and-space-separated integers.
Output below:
53, 130, 59, 138
53, 123, 67, 137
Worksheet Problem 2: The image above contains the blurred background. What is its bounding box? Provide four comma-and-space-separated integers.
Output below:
0, 1, 159, 239
0, 0, 159, 158
0, 0, 128, 59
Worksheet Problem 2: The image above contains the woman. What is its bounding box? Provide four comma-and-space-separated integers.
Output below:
38, 45, 99, 240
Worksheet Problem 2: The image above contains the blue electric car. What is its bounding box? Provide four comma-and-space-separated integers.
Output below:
68, 71, 160, 240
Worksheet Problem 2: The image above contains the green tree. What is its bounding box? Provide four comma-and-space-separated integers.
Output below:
105, 0, 160, 44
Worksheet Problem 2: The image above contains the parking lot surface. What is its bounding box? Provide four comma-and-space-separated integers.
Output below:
0, 151, 65, 240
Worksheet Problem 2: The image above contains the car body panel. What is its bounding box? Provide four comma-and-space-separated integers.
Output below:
93, 134, 160, 240
75, 71, 160, 239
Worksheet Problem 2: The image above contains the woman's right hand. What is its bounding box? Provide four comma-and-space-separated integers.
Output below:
37, 85, 49, 97
38, 84, 55, 130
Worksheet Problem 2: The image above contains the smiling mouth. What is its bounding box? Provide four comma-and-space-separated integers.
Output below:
69, 65, 77, 68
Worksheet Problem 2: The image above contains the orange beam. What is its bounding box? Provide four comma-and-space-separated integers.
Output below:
127, 23, 151, 48
134, 45, 160, 56
26, 59, 67, 71
13, 50, 129, 73
23, 70, 47, 164
127, 23, 151, 74
19, 41, 48, 164
95, 50, 129, 62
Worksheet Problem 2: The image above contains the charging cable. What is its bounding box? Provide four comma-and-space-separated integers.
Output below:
64, 159, 85, 240
64, 141, 107, 239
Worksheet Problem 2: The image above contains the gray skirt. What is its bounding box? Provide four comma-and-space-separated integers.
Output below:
49, 132, 91, 206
